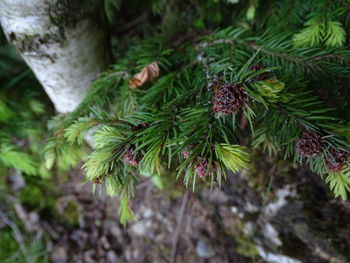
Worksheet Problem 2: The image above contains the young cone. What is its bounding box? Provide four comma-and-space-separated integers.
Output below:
326, 149, 349, 171
194, 158, 215, 177
122, 147, 140, 167
297, 131, 323, 157
212, 84, 247, 115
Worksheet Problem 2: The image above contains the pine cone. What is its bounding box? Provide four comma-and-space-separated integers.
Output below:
248, 64, 269, 82
326, 149, 349, 171
212, 84, 247, 115
181, 145, 194, 159
194, 158, 215, 177
182, 150, 191, 159
122, 147, 139, 167
297, 131, 323, 157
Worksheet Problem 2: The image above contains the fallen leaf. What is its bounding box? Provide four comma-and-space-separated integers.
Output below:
129, 61, 159, 89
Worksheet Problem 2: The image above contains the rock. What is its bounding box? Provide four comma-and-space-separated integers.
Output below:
196, 239, 215, 258
7, 173, 26, 191
70, 230, 88, 248
257, 246, 302, 263
100, 236, 111, 250
145, 220, 152, 228
125, 249, 132, 261
51, 246, 68, 263
83, 250, 95, 263
245, 201, 259, 213
106, 250, 118, 263
143, 208, 153, 218
132, 249, 140, 259
262, 223, 282, 248
131, 221, 147, 236
231, 206, 244, 218
263, 185, 297, 218
107, 220, 122, 238
28, 212, 40, 230
160, 201, 171, 214
203, 188, 229, 205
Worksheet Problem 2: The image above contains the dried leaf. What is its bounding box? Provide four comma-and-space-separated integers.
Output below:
129, 61, 159, 89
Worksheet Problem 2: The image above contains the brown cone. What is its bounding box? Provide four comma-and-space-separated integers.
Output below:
326, 149, 349, 171
212, 84, 247, 115
297, 131, 322, 157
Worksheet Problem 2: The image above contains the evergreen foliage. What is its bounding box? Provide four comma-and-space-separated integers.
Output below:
0, 38, 50, 178
2, 0, 350, 222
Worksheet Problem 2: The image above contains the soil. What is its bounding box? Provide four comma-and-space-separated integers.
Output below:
49, 173, 252, 263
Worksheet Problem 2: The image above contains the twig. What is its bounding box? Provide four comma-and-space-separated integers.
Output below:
0, 211, 34, 263
196, 38, 235, 50
170, 190, 189, 263
108, 71, 129, 78
196, 38, 342, 71
42, 221, 59, 240
2, 193, 36, 232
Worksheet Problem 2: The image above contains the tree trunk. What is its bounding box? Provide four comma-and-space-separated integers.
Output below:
0, 0, 111, 113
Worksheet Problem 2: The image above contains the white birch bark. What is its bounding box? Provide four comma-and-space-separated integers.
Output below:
0, 0, 111, 113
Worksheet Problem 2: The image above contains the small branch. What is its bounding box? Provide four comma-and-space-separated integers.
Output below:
108, 71, 129, 78
247, 42, 317, 69
309, 53, 350, 63
196, 39, 235, 50
170, 190, 189, 263
196, 38, 348, 72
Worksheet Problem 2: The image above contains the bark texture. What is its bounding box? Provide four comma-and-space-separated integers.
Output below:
0, 0, 111, 113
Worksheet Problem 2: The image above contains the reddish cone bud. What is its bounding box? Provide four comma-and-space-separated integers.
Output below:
297, 131, 323, 157
122, 147, 139, 167
326, 149, 349, 171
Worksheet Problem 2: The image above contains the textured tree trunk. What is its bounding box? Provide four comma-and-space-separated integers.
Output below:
0, 0, 111, 113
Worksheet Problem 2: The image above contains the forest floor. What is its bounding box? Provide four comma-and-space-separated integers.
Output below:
48, 172, 254, 263
1, 168, 255, 263
2, 160, 350, 263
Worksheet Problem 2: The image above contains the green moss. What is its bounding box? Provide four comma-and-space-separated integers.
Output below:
19, 184, 44, 208
0, 230, 19, 260
18, 182, 56, 210
0, 229, 50, 262
58, 199, 80, 227
234, 234, 259, 258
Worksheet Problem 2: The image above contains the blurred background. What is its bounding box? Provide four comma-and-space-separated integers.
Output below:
1, 1, 350, 262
